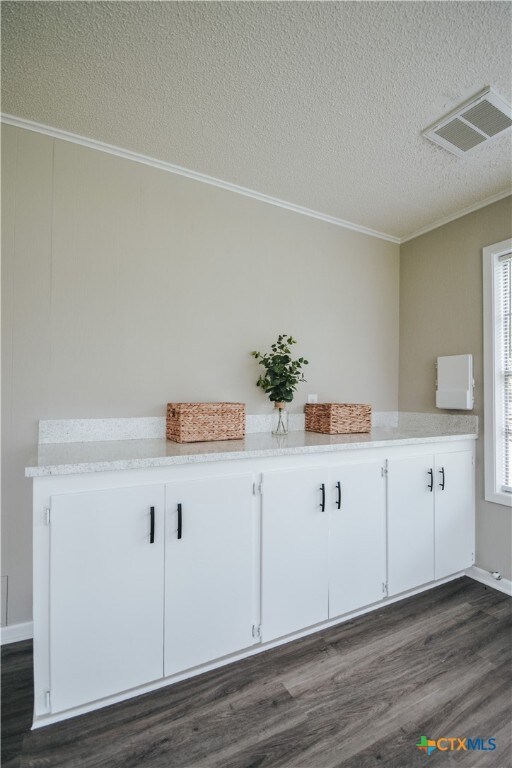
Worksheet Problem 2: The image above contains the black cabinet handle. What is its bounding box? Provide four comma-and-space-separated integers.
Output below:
427, 469, 433, 492
439, 467, 445, 491
336, 481, 341, 510
149, 507, 155, 543
320, 483, 326, 512
177, 503, 182, 539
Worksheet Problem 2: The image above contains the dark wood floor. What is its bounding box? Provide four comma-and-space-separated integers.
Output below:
2, 577, 511, 768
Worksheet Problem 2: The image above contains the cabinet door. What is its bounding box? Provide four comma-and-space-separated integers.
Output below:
261, 467, 329, 642
387, 456, 435, 596
434, 451, 474, 579
50, 486, 165, 713
164, 475, 256, 676
329, 462, 386, 617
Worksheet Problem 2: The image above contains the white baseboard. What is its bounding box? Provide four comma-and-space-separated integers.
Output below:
1, 621, 33, 645
466, 566, 512, 596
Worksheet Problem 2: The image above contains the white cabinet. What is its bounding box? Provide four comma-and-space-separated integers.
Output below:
164, 475, 257, 675
49, 486, 165, 713
387, 455, 435, 595
261, 467, 329, 642
32, 438, 475, 726
388, 450, 474, 596
47, 475, 258, 713
261, 461, 386, 641
328, 462, 386, 617
434, 451, 474, 579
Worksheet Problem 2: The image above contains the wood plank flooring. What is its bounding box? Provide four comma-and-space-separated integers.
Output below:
2, 577, 511, 767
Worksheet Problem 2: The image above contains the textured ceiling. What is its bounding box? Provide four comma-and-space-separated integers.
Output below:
2, 1, 511, 239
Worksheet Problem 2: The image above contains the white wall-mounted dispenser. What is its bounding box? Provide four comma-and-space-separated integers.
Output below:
436, 354, 474, 410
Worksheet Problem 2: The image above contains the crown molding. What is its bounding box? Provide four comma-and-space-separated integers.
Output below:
4, 114, 509, 246
400, 188, 512, 244
1, 113, 400, 244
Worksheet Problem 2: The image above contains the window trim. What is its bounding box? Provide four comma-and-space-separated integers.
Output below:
483, 238, 512, 506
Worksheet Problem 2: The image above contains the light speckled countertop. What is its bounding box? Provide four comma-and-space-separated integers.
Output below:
26, 421, 477, 478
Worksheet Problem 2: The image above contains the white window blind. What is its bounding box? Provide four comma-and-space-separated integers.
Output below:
501, 252, 512, 492
483, 238, 512, 505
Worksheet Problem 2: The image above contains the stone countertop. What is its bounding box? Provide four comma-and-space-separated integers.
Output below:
25, 424, 477, 478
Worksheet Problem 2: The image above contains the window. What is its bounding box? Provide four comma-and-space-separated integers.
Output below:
483, 238, 512, 504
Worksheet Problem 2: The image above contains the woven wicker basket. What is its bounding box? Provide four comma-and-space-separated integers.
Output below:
305, 403, 372, 434
166, 402, 246, 443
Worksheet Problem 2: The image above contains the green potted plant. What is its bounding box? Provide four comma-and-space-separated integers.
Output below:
251, 334, 309, 435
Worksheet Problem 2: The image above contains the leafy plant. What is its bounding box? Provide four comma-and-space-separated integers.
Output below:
251, 334, 309, 404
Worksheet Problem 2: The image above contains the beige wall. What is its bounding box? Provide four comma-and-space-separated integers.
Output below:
1, 125, 399, 626
399, 196, 512, 580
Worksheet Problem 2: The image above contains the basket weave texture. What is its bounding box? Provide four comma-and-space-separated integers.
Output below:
305, 403, 372, 434
166, 402, 246, 443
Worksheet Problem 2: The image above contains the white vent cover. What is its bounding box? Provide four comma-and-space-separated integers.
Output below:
423, 88, 512, 157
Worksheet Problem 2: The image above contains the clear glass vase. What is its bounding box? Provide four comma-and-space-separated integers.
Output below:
272, 403, 289, 436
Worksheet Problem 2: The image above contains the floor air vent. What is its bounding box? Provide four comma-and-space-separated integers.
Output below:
423, 88, 512, 157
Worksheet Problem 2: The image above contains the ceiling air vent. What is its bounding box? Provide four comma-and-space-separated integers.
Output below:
423, 88, 512, 157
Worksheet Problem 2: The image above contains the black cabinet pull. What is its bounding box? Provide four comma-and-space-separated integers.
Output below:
439, 467, 445, 491
320, 483, 326, 512
336, 481, 341, 510
149, 507, 155, 543
427, 469, 433, 492
177, 503, 182, 539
